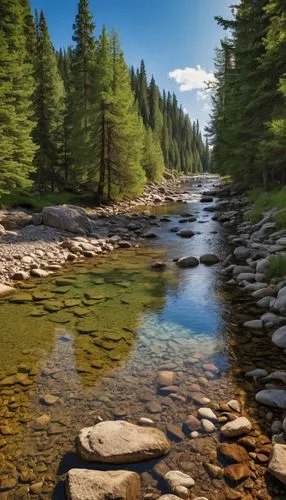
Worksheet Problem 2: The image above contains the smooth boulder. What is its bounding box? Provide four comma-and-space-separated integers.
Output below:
178, 229, 195, 238
76, 420, 171, 463
42, 205, 92, 234
255, 389, 286, 409
272, 326, 286, 348
199, 254, 219, 265
65, 469, 140, 500
176, 256, 199, 268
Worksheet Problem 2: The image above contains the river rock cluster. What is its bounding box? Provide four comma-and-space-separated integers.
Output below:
0, 175, 187, 286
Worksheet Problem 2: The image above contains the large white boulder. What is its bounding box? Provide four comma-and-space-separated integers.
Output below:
76, 420, 171, 463
65, 469, 140, 500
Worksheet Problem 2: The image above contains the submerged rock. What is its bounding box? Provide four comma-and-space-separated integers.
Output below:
177, 229, 195, 238
66, 469, 140, 500
76, 420, 171, 463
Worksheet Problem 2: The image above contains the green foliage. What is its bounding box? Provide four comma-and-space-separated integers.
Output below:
245, 188, 286, 223
209, 0, 286, 186
0, 0, 36, 195
265, 254, 286, 281
34, 11, 66, 191
0, 0, 208, 201
70, 0, 96, 183
142, 128, 165, 183
0, 190, 93, 212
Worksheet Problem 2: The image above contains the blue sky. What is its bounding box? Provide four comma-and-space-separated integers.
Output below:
30, 0, 233, 130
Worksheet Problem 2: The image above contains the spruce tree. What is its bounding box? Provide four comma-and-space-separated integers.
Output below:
0, 0, 36, 195
148, 76, 163, 139
70, 0, 96, 183
142, 128, 165, 182
34, 11, 65, 191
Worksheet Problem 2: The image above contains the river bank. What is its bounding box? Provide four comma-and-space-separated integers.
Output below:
0, 174, 198, 285
0, 177, 286, 499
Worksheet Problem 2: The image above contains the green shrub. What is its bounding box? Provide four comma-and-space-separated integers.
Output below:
265, 254, 286, 281
0, 191, 94, 212
245, 188, 286, 224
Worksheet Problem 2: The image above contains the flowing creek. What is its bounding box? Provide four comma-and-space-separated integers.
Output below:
0, 178, 285, 499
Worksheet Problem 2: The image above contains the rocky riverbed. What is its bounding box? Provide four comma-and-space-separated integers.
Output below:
0, 174, 189, 285
1, 177, 286, 499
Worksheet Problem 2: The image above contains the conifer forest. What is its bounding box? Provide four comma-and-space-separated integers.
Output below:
0, 0, 210, 203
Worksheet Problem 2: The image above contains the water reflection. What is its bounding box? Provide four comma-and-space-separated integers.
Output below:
0, 178, 234, 498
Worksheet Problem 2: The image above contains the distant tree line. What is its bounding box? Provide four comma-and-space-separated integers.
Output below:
207, 0, 286, 187
0, 0, 210, 201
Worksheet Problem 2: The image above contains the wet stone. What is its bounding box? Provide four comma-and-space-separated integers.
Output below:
224, 463, 250, 483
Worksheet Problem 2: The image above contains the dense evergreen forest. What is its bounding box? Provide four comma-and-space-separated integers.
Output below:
0, 0, 210, 203
208, 0, 286, 187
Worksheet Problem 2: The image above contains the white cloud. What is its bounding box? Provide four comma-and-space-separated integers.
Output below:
168, 65, 216, 93
169, 65, 216, 115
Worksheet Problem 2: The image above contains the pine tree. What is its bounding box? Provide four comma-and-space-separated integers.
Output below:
34, 11, 65, 191
94, 29, 146, 201
0, 0, 36, 196
70, 0, 96, 182
148, 76, 163, 139
137, 60, 150, 127
142, 127, 165, 182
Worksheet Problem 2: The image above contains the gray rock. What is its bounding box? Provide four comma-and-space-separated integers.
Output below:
261, 312, 282, 328
272, 326, 286, 348
256, 390, 286, 409
177, 229, 195, 238
42, 205, 92, 234
233, 265, 253, 275
245, 368, 268, 379
76, 420, 171, 463
263, 371, 286, 384
268, 444, 286, 484
199, 254, 219, 265
256, 257, 271, 274
252, 287, 276, 299
236, 272, 256, 282
65, 469, 140, 500
234, 246, 251, 260
256, 296, 272, 309
176, 256, 199, 268
243, 319, 263, 329
276, 238, 286, 246
220, 417, 252, 437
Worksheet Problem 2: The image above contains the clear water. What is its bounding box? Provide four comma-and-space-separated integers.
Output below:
1, 178, 277, 499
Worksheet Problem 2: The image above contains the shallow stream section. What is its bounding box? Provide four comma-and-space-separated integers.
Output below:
0, 178, 282, 499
